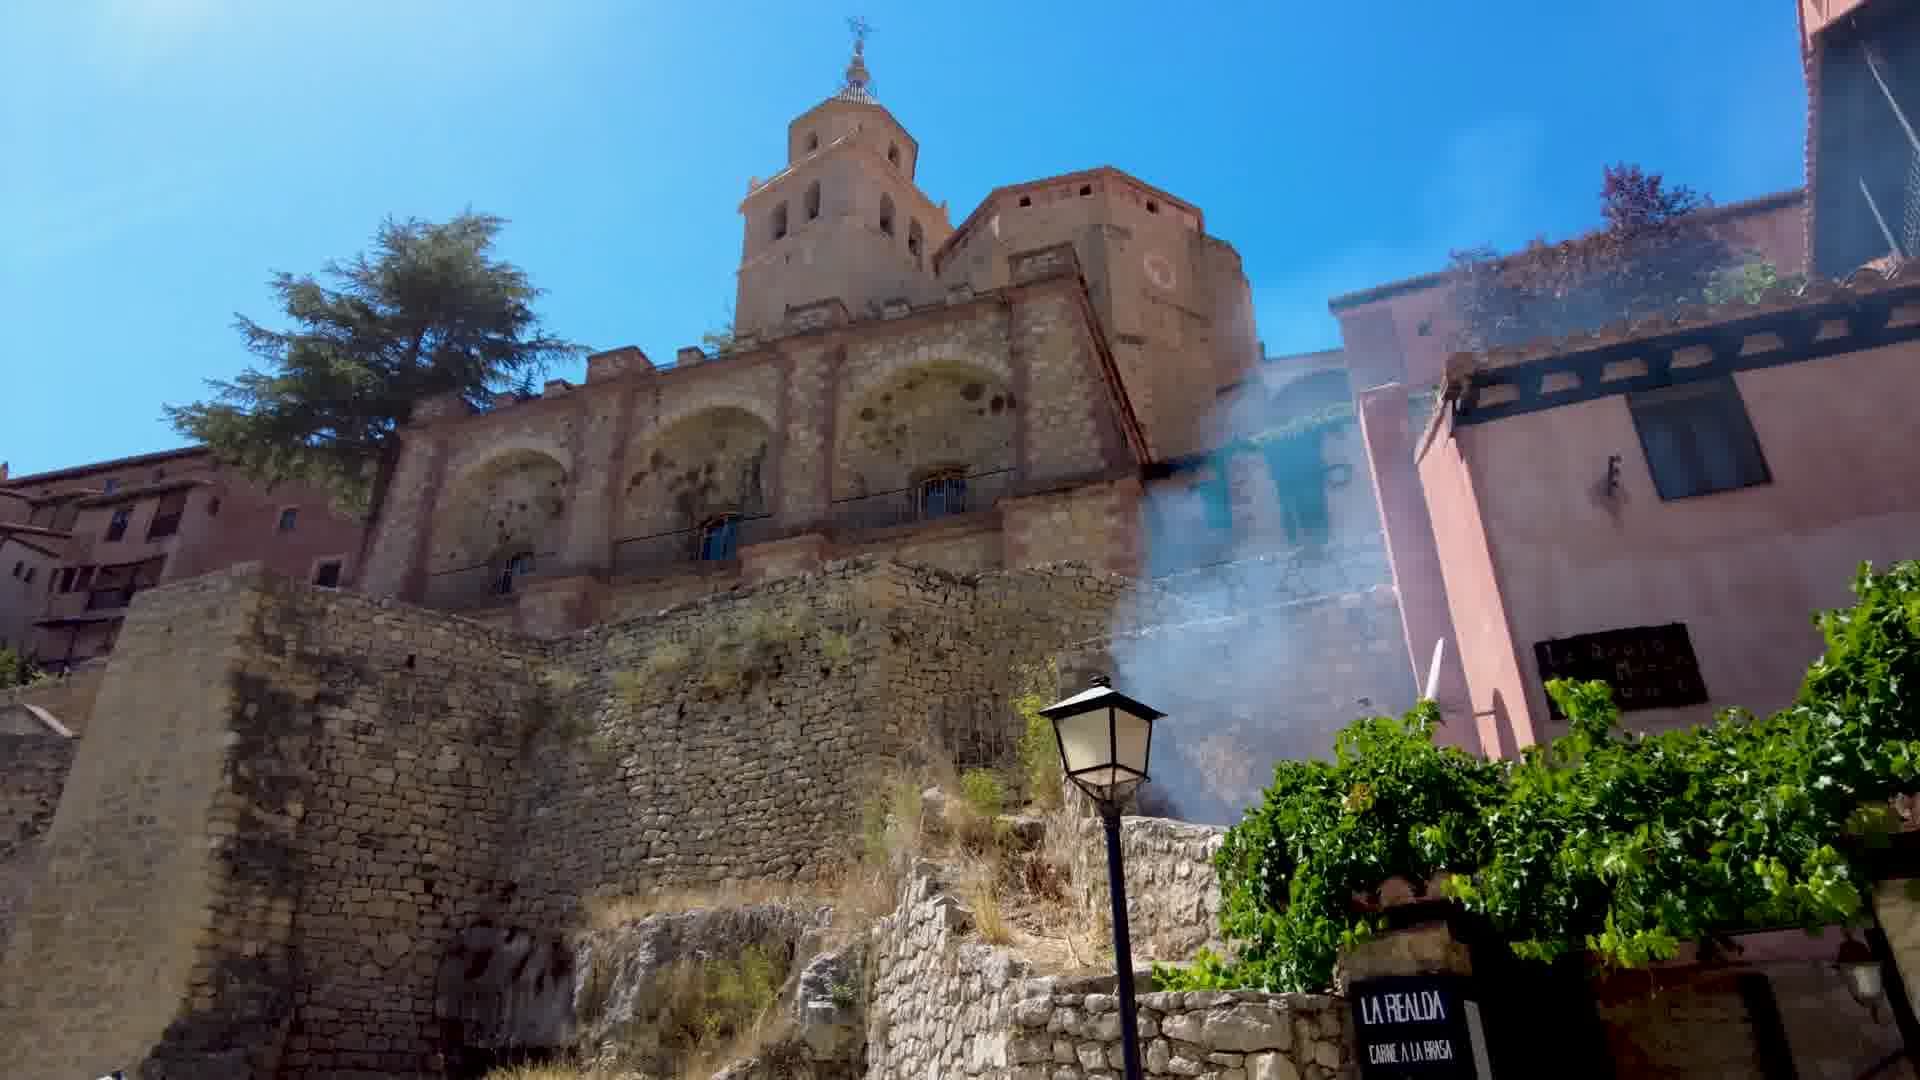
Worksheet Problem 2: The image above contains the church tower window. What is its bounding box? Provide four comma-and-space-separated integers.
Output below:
806, 131, 820, 153
805, 181, 822, 221
888, 142, 901, 167
879, 194, 895, 237
771, 202, 789, 240
907, 219, 924, 259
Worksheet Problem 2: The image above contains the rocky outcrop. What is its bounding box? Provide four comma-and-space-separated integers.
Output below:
572, 902, 834, 1072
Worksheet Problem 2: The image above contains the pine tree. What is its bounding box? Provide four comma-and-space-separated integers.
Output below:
165, 212, 581, 517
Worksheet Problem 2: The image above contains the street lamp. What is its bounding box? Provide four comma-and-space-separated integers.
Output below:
1040, 674, 1164, 1080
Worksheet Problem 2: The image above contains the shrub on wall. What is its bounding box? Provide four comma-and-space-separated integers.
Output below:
1163, 560, 1920, 993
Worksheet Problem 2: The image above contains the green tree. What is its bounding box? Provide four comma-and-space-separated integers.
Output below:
164, 212, 581, 517
1704, 259, 1809, 306
1451, 163, 1736, 350
1164, 560, 1920, 993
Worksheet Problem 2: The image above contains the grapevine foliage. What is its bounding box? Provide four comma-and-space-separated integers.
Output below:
1164, 560, 1920, 992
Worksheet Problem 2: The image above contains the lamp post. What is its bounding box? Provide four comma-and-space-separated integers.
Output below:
1040, 674, 1164, 1080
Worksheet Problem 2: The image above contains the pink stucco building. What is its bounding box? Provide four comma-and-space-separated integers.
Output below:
1416, 273, 1920, 753
1325, 191, 1810, 738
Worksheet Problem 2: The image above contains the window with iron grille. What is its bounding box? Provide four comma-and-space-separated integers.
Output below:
1627, 377, 1771, 500
492, 551, 534, 596
917, 470, 969, 520
277, 507, 298, 533
698, 516, 740, 561
104, 508, 130, 542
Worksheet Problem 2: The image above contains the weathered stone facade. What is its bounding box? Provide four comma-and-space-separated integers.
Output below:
1067, 814, 1228, 964
0, 564, 546, 1079
0, 556, 1265, 1077
0, 726, 73, 958
361, 246, 1150, 642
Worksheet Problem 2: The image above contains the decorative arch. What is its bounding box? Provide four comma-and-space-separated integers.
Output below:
619, 406, 775, 541
833, 360, 1018, 500
432, 448, 570, 573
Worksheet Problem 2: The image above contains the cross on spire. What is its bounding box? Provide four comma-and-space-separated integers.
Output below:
840, 15, 875, 99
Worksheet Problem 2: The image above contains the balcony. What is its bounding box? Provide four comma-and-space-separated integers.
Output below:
423, 550, 561, 611
827, 468, 1014, 532
613, 514, 777, 577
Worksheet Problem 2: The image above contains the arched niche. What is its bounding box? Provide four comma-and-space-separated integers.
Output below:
833, 361, 1018, 499
432, 449, 570, 572
619, 406, 774, 540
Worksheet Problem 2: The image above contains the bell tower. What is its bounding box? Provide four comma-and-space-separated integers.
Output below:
734, 19, 952, 338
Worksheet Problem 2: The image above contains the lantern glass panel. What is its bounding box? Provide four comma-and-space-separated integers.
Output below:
1114, 707, 1151, 777
1055, 706, 1112, 778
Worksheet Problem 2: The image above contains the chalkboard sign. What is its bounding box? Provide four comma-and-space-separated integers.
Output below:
1350, 975, 1491, 1079
1532, 623, 1708, 718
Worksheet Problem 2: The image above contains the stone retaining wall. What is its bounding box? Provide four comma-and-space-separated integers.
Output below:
1009, 988, 1356, 1080
0, 729, 75, 956
1068, 813, 1227, 964
866, 860, 1037, 1079
497, 558, 1152, 928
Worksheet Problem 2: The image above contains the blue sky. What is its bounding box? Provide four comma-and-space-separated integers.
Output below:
0, 1, 1808, 476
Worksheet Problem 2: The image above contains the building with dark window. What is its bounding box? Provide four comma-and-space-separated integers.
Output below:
1417, 274, 1920, 752
0, 448, 364, 671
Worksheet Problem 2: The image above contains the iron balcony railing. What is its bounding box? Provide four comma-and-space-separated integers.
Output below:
827, 468, 1015, 531
424, 550, 561, 610
612, 513, 777, 577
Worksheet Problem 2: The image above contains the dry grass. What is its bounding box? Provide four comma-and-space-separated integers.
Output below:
483, 1065, 614, 1080
581, 881, 838, 931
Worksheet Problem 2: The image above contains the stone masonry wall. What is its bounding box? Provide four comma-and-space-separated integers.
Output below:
867, 859, 1039, 1079
261, 576, 547, 1078
499, 563, 901, 928
0, 565, 551, 1079
867, 857, 1355, 1080
495, 558, 1151, 929
1067, 814, 1227, 964
1010, 988, 1357, 1080
0, 567, 269, 1079
0, 729, 75, 959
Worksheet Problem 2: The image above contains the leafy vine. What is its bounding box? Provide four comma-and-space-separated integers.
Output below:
1163, 560, 1920, 992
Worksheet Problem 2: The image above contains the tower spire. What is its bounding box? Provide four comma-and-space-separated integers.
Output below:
839, 16, 875, 101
